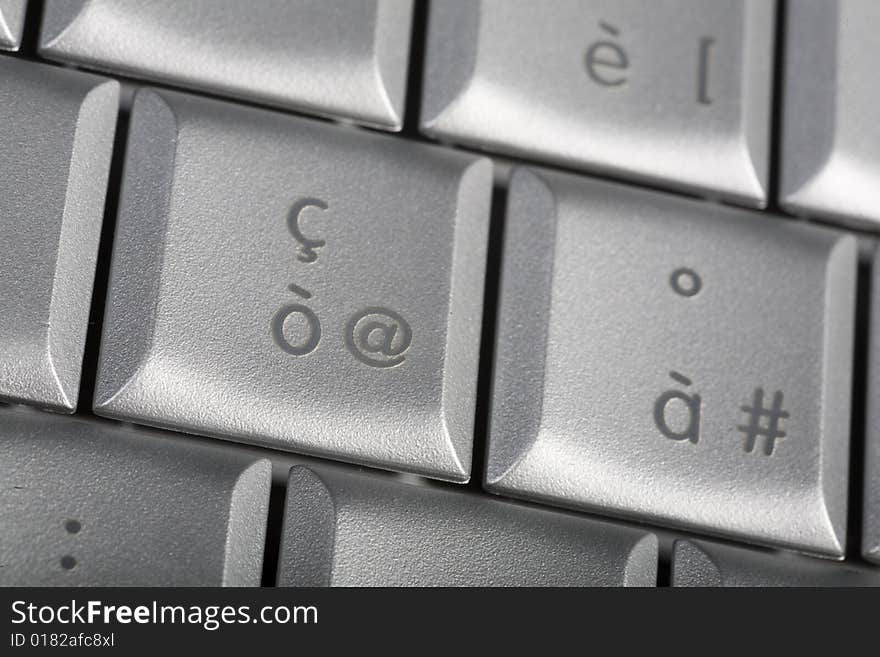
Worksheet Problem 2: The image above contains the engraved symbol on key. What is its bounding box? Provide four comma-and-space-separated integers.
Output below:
60, 518, 81, 572
346, 307, 412, 368
737, 388, 789, 455
670, 267, 702, 297
697, 37, 715, 105
273, 196, 329, 356
654, 371, 702, 444
272, 284, 321, 356
287, 197, 328, 263
585, 21, 629, 87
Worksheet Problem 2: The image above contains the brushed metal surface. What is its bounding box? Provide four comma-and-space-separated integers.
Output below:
278, 465, 658, 586
39, 0, 414, 130
780, 0, 880, 229
487, 167, 856, 557
0, 57, 118, 412
95, 87, 491, 482
421, 0, 774, 206
0, 408, 271, 586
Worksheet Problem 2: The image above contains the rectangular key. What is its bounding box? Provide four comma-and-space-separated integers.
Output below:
421, 0, 774, 206
864, 244, 880, 564
0, 408, 270, 585
95, 88, 491, 482
780, 0, 880, 229
673, 539, 880, 587
39, 0, 413, 130
0, 57, 118, 412
0, 0, 26, 50
487, 168, 856, 557
278, 465, 658, 586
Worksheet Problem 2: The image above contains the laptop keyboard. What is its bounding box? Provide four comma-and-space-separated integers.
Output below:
1, 0, 878, 587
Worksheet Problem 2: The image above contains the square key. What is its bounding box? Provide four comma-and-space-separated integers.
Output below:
487, 168, 856, 556
95, 89, 491, 482
421, 0, 774, 206
39, 0, 414, 130
0, 57, 118, 412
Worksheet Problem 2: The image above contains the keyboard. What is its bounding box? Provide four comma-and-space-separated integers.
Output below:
1, 0, 879, 587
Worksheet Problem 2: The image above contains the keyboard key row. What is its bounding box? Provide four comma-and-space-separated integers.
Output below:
0, 409, 657, 587
0, 59, 875, 560
19, 0, 879, 225
2, 406, 872, 587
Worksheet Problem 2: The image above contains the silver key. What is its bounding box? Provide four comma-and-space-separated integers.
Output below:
278, 465, 658, 586
0, 408, 270, 586
487, 167, 856, 557
421, 0, 774, 206
0, 57, 118, 412
780, 0, 880, 229
0, 0, 26, 50
672, 539, 880, 587
39, 0, 414, 131
95, 88, 491, 483
864, 244, 880, 565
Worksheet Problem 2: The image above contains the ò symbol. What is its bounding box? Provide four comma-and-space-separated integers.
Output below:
272, 283, 321, 356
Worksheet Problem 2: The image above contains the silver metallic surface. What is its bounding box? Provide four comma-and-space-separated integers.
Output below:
864, 244, 880, 564
421, 0, 773, 206
487, 167, 856, 557
0, 408, 270, 586
39, 0, 414, 130
0, 57, 118, 412
278, 465, 658, 586
672, 539, 880, 587
780, 0, 880, 229
95, 88, 491, 482
0, 0, 25, 50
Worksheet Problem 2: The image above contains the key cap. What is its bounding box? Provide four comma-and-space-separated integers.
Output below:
0, 0, 26, 50
0, 408, 270, 586
39, 0, 414, 131
277, 465, 658, 586
94, 88, 491, 483
486, 167, 857, 557
421, 0, 773, 206
672, 539, 880, 587
780, 0, 880, 229
864, 245, 880, 565
0, 57, 118, 412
